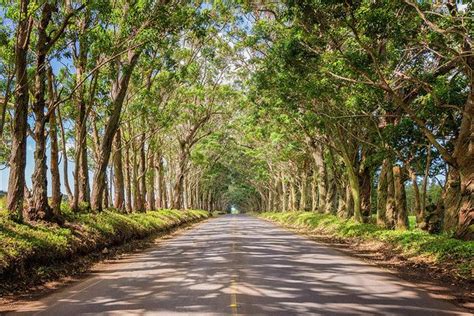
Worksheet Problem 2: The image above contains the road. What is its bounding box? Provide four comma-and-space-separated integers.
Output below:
8, 214, 469, 315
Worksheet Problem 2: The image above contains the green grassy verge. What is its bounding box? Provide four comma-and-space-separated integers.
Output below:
258, 211, 474, 278
0, 208, 210, 276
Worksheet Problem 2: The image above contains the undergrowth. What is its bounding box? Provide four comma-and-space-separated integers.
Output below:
258, 211, 473, 278
0, 208, 209, 275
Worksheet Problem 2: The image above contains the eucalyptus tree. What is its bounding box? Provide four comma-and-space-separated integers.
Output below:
4, 0, 32, 221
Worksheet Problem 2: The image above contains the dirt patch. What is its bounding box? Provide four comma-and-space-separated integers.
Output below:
0, 218, 208, 313
266, 220, 474, 312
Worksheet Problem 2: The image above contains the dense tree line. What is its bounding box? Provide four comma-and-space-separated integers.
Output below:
225, 0, 472, 240
0, 1, 472, 241
0, 1, 239, 221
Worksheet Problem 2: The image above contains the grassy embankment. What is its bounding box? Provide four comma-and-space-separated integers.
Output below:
258, 211, 473, 279
0, 196, 210, 280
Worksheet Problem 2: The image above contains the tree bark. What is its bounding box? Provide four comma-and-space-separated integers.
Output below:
29, 3, 55, 221
7, 0, 31, 221
451, 84, 473, 239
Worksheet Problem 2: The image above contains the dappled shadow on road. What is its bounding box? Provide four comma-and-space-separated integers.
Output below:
11, 215, 468, 315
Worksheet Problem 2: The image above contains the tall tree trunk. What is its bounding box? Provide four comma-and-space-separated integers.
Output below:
29, 3, 55, 221
48, 69, 61, 215
156, 153, 165, 209
103, 171, 109, 209
57, 107, 73, 201
146, 150, 155, 210
311, 146, 327, 212
112, 129, 125, 210
7, 0, 31, 221
420, 145, 431, 214
408, 167, 422, 226
125, 142, 132, 213
344, 184, 354, 218
393, 166, 409, 229
377, 159, 389, 227
139, 135, 147, 210
299, 170, 307, 211
90, 50, 140, 211
358, 160, 372, 222
311, 172, 318, 212
281, 174, 287, 211
325, 170, 337, 214
346, 165, 362, 222
72, 13, 91, 211
336, 185, 346, 217
172, 143, 187, 209
385, 164, 396, 229
443, 167, 462, 235
132, 138, 143, 211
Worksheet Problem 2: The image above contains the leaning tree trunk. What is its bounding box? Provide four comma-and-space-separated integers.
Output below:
7, 0, 31, 221
90, 50, 140, 211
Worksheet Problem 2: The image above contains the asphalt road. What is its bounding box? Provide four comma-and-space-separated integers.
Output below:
8, 214, 469, 315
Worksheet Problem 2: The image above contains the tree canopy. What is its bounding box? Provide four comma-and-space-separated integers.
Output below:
0, 0, 472, 240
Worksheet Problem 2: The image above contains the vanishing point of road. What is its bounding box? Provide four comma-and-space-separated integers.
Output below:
8, 214, 470, 315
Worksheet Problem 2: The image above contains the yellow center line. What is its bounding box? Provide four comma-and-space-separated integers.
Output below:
229, 218, 238, 315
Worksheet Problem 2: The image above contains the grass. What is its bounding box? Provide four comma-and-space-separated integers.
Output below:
258, 211, 474, 278
0, 206, 210, 276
